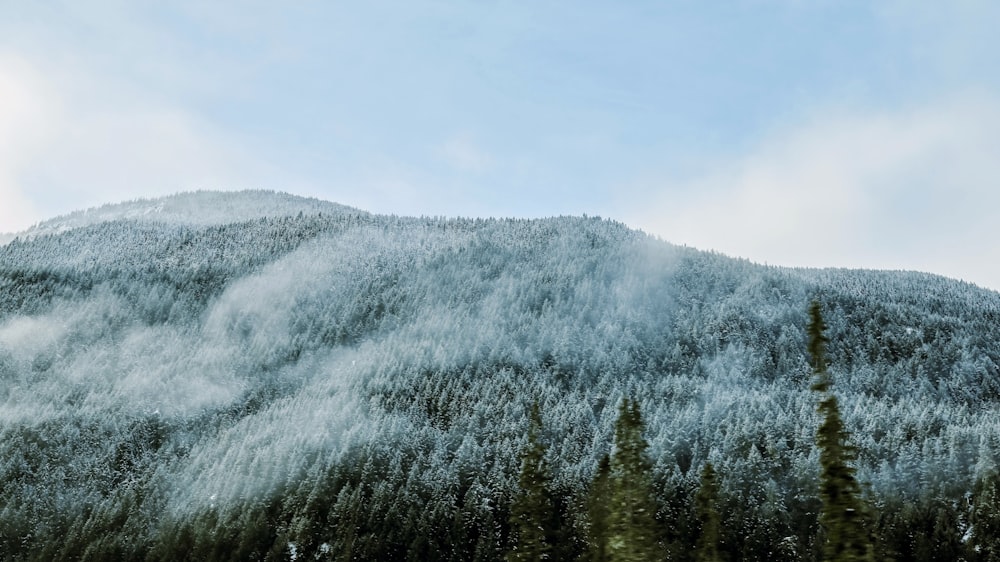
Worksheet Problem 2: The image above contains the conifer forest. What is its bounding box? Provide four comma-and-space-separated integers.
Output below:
2, 191, 1000, 561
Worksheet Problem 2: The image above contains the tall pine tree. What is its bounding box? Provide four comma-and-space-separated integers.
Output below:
606, 398, 662, 561
808, 301, 873, 562
694, 461, 723, 562
970, 469, 1000, 561
585, 454, 613, 562
507, 401, 557, 561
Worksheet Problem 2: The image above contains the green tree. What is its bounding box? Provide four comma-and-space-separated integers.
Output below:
971, 470, 1000, 561
808, 301, 873, 562
507, 402, 556, 561
585, 454, 613, 562
694, 462, 723, 562
606, 398, 662, 561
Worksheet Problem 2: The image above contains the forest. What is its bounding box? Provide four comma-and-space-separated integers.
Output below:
1, 191, 1000, 561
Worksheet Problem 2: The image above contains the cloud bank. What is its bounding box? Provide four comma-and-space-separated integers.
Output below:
0, 51, 280, 234
627, 95, 1000, 291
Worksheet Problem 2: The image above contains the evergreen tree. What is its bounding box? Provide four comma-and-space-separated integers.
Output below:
507, 402, 556, 561
808, 301, 873, 562
585, 454, 613, 562
971, 470, 1000, 561
606, 398, 662, 561
694, 462, 723, 562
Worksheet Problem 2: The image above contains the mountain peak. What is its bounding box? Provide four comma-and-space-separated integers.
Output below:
14, 190, 362, 240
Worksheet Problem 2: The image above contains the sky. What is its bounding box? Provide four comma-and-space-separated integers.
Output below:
1, 1, 999, 290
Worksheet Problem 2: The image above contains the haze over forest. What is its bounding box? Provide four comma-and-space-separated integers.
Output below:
2, 191, 1000, 561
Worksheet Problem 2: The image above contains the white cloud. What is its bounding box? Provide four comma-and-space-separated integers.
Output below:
0, 53, 52, 232
625, 95, 1000, 291
0, 50, 282, 234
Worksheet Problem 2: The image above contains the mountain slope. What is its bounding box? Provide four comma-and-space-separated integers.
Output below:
0, 191, 998, 561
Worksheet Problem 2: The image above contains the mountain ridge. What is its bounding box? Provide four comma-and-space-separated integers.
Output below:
8, 189, 995, 295
3, 190, 363, 243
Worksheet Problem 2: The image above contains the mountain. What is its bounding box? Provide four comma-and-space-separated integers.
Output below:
1, 190, 998, 561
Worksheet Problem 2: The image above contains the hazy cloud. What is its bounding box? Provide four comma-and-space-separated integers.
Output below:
0, 53, 51, 231
0, 50, 281, 233
627, 95, 1000, 290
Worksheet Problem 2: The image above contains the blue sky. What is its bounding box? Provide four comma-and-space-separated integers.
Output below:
2, 1, 999, 289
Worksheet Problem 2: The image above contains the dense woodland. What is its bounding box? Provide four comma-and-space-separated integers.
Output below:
1, 191, 1000, 560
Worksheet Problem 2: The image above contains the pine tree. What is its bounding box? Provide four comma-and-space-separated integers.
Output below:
585, 454, 613, 562
808, 301, 873, 562
507, 402, 556, 561
971, 470, 1000, 561
694, 462, 723, 562
606, 398, 662, 561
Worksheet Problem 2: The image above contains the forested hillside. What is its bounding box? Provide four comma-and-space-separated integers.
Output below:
1, 191, 999, 561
